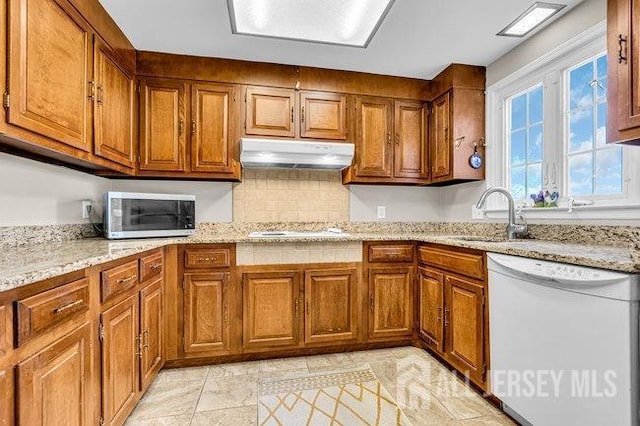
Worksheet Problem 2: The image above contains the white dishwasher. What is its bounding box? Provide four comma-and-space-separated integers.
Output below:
488, 253, 640, 426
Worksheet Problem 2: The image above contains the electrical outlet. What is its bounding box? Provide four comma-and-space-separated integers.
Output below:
471, 205, 484, 220
377, 206, 386, 219
82, 200, 92, 219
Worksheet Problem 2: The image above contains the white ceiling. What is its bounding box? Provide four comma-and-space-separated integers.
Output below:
99, 0, 584, 79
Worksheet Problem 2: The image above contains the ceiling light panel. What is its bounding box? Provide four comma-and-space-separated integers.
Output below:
228, 0, 395, 47
497, 2, 565, 37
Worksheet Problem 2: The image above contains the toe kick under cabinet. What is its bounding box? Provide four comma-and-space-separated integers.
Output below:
417, 243, 489, 389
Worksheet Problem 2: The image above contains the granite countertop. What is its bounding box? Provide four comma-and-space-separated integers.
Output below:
0, 228, 636, 293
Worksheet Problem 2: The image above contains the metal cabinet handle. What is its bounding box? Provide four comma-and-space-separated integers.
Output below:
619, 34, 628, 64
295, 299, 299, 317
97, 84, 104, 104
369, 294, 375, 312
444, 307, 449, 327
150, 263, 162, 270
88, 81, 95, 100
136, 334, 143, 359
444, 127, 449, 143
53, 299, 83, 314
191, 120, 197, 134
116, 275, 137, 284
387, 131, 391, 145
143, 330, 149, 349
301, 106, 305, 123
198, 257, 217, 262
291, 106, 294, 123
436, 306, 442, 322
224, 304, 229, 324
179, 119, 184, 135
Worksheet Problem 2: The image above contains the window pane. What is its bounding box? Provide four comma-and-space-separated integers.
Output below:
510, 129, 526, 165
511, 166, 526, 200
569, 153, 593, 195
597, 54, 607, 79
569, 61, 594, 109
527, 163, 542, 195
595, 147, 622, 194
511, 93, 527, 130
528, 123, 543, 162
596, 102, 607, 147
529, 86, 543, 124
569, 108, 594, 153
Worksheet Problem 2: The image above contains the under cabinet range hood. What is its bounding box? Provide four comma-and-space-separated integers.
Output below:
240, 138, 355, 170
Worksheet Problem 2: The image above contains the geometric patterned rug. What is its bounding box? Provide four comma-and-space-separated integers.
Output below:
258, 368, 411, 425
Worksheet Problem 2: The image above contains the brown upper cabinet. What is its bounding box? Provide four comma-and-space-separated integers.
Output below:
426, 65, 486, 185
139, 78, 239, 179
139, 78, 187, 172
7, 0, 93, 152
93, 36, 136, 168
608, 0, 640, 144
245, 87, 347, 140
343, 96, 428, 184
3, 0, 136, 174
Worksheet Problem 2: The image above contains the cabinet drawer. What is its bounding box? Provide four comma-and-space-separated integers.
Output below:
184, 248, 231, 269
140, 251, 164, 282
101, 260, 139, 302
368, 244, 414, 263
15, 278, 90, 346
418, 246, 484, 279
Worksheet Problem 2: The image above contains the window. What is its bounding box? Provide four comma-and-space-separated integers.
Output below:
507, 84, 543, 200
487, 24, 640, 219
566, 53, 623, 196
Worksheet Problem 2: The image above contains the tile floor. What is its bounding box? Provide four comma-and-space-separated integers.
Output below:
125, 347, 516, 425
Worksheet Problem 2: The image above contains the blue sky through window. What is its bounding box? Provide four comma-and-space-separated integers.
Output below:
567, 53, 622, 196
507, 84, 543, 200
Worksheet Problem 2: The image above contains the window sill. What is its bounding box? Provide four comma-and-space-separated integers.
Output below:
481, 202, 640, 221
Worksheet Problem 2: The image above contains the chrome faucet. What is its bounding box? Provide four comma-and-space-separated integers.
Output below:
476, 187, 528, 240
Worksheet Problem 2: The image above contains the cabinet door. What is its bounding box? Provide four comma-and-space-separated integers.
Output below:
243, 271, 301, 350
394, 101, 428, 179
7, 0, 92, 151
101, 294, 139, 426
304, 268, 358, 344
140, 277, 163, 392
93, 36, 135, 168
183, 272, 230, 355
245, 87, 296, 137
0, 368, 12, 426
368, 266, 413, 340
191, 83, 236, 173
300, 91, 347, 140
139, 79, 187, 171
444, 275, 485, 384
354, 97, 394, 178
430, 92, 452, 180
16, 323, 91, 426
418, 267, 444, 352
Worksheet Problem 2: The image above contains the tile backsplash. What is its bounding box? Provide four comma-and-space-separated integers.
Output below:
233, 169, 350, 222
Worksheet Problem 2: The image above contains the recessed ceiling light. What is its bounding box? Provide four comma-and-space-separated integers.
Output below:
497, 2, 566, 37
227, 0, 395, 48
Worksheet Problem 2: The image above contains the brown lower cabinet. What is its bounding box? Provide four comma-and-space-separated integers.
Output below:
367, 266, 414, 340
418, 244, 488, 388
0, 367, 11, 426
183, 272, 231, 355
16, 322, 92, 425
100, 252, 165, 426
242, 270, 302, 351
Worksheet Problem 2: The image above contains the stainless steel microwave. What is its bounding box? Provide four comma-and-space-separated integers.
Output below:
103, 192, 196, 239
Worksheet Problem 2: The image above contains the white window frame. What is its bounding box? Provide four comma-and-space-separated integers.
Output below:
484, 21, 640, 220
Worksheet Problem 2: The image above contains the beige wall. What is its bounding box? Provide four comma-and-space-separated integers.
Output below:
233, 169, 350, 222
